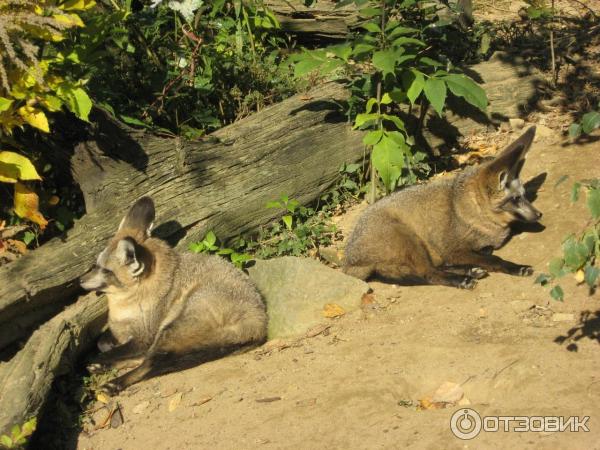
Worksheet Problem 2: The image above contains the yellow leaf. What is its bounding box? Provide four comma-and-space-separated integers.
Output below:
18, 106, 50, 132
0, 97, 13, 112
322, 303, 346, 318
96, 392, 110, 404
49, 195, 60, 206
60, 0, 97, 11
14, 182, 48, 229
0, 151, 42, 182
53, 13, 84, 27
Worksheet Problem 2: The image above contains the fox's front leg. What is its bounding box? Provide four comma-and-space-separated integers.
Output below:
87, 338, 144, 374
451, 252, 533, 276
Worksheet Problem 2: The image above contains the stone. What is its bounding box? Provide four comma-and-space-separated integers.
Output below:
248, 257, 370, 338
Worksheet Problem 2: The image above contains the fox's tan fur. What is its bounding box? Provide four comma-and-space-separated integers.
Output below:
81, 197, 267, 393
343, 127, 542, 289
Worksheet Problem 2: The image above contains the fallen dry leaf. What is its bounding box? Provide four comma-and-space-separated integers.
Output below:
431, 381, 464, 404
14, 182, 48, 229
168, 392, 183, 412
322, 303, 345, 318
255, 396, 281, 403
96, 392, 110, 404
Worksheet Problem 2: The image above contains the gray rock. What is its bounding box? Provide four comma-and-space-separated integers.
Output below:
248, 257, 370, 339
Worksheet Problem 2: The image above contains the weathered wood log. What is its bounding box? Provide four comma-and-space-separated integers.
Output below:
0, 55, 541, 352
0, 82, 364, 352
0, 293, 107, 436
263, 0, 473, 41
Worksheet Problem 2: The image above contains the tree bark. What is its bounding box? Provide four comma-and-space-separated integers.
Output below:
0, 293, 107, 436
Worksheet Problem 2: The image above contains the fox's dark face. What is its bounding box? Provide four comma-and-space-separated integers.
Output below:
484, 126, 543, 224
81, 197, 155, 293
498, 176, 542, 223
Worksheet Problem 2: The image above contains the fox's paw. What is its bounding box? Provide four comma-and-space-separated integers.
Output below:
100, 380, 123, 396
458, 277, 477, 290
468, 267, 488, 279
516, 265, 534, 277
87, 362, 109, 374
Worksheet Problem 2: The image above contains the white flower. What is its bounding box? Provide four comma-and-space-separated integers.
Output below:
168, 0, 203, 22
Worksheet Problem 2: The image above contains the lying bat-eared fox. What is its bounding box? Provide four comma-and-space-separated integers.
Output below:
80, 197, 267, 394
343, 126, 542, 289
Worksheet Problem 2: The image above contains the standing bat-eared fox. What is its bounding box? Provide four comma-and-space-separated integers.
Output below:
343, 126, 542, 289
80, 197, 267, 394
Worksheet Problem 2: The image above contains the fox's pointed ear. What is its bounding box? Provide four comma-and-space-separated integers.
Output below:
118, 196, 155, 238
484, 126, 536, 189
116, 237, 145, 276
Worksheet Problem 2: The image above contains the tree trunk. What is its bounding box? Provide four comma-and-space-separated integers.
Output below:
0, 293, 107, 436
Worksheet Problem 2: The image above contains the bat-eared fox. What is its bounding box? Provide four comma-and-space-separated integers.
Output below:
81, 197, 267, 394
343, 126, 542, 289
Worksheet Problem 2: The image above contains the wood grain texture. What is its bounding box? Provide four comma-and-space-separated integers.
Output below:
0, 293, 107, 436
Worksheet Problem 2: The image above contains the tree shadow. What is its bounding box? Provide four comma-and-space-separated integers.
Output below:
554, 309, 600, 352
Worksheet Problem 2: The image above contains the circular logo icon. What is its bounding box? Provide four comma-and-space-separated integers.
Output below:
450, 408, 482, 440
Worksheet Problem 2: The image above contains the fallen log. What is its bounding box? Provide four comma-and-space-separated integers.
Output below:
264, 0, 474, 41
0, 54, 541, 352
0, 293, 107, 436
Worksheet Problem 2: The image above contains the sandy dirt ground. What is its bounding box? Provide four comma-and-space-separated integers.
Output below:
76, 124, 600, 450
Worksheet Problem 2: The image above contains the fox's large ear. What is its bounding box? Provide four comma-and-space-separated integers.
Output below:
116, 237, 145, 276
118, 196, 155, 238
484, 126, 536, 190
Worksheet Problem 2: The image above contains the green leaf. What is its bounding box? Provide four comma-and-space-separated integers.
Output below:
57, 83, 92, 121
372, 49, 397, 75
0, 151, 42, 182
265, 200, 281, 209
405, 70, 425, 105
443, 74, 488, 112
419, 56, 443, 67
353, 113, 379, 129
23, 231, 35, 245
587, 187, 600, 218
387, 25, 419, 38
550, 285, 564, 301
282, 215, 293, 230
585, 265, 600, 288
372, 134, 405, 192
363, 129, 383, 146
392, 36, 426, 47
582, 111, 600, 134
0, 97, 13, 112
365, 97, 378, 114
352, 43, 375, 57
204, 230, 217, 247
21, 418, 36, 436
380, 93, 393, 105
534, 273, 551, 286
571, 182, 581, 202
395, 54, 416, 67
568, 123, 582, 138
1, 435, 13, 447
381, 114, 406, 133
327, 44, 352, 61
119, 115, 150, 128
424, 78, 446, 116
563, 237, 589, 271
359, 7, 382, 17
293, 52, 325, 77
361, 22, 382, 33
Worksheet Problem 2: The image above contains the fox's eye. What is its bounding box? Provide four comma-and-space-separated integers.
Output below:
101, 268, 112, 275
